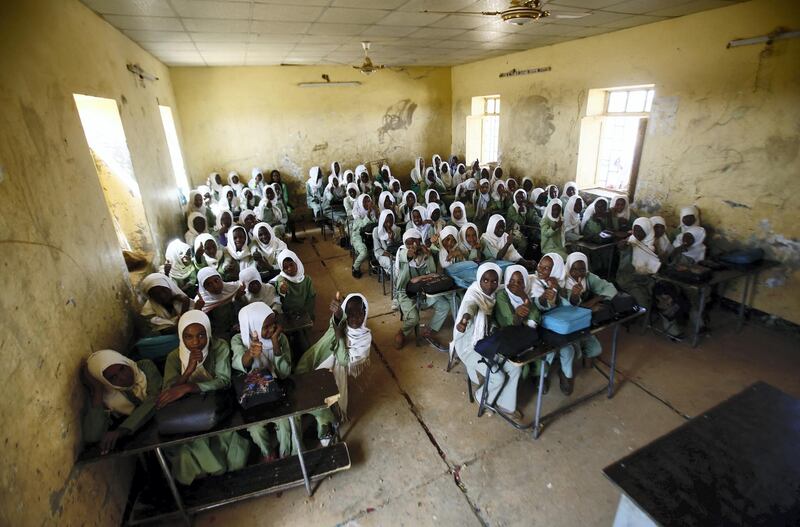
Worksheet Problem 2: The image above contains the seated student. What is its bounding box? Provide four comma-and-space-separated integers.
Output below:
409, 159, 423, 198
650, 216, 673, 260
350, 194, 378, 279
394, 228, 452, 349
357, 166, 373, 196
249, 167, 265, 197
208, 171, 224, 202
425, 188, 446, 217
448, 201, 468, 229
467, 159, 481, 180
410, 205, 431, 246
217, 186, 241, 220
491, 179, 510, 211
540, 201, 568, 259
270, 170, 299, 238
399, 190, 417, 228
227, 171, 244, 195
545, 184, 560, 203
563, 195, 585, 242
193, 233, 237, 281
459, 222, 484, 263
532, 188, 548, 217
674, 205, 706, 239
269, 183, 294, 238
672, 226, 707, 264
481, 214, 534, 269
426, 202, 446, 251
140, 273, 192, 335
389, 176, 404, 204
424, 167, 446, 194
581, 198, 611, 242
506, 177, 519, 195
275, 249, 315, 319
306, 166, 324, 220
163, 240, 198, 296
455, 180, 477, 217
378, 190, 397, 215
439, 161, 453, 189
82, 349, 162, 455
187, 189, 216, 234
239, 266, 281, 313
615, 217, 660, 310
231, 302, 292, 460
432, 153, 443, 175
560, 181, 579, 208
563, 252, 617, 364
238, 187, 259, 212
494, 264, 541, 373
531, 253, 576, 395
522, 177, 535, 196
214, 210, 234, 248
185, 212, 208, 247
251, 222, 286, 277
373, 209, 401, 277
611, 196, 635, 234
453, 263, 522, 419
343, 183, 359, 218
507, 189, 539, 255
257, 185, 286, 240
226, 225, 253, 275
373, 164, 389, 193
195, 267, 244, 340
157, 311, 250, 485
238, 209, 257, 238
472, 178, 495, 230
297, 293, 371, 429
452, 163, 467, 188
489, 166, 504, 186
322, 175, 347, 237
437, 226, 466, 269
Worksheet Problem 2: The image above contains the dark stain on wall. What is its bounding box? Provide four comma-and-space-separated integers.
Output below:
765, 134, 799, 165
723, 199, 751, 209
514, 95, 555, 145
378, 99, 417, 142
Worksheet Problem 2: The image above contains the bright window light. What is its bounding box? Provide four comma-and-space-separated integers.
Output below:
159, 105, 190, 200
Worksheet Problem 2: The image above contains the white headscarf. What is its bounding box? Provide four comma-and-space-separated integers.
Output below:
330, 161, 342, 178
186, 212, 207, 245
439, 161, 453, 188
342, 169, 355, 186
565, 252, 589, 292
239, 209, 257, 231
238, 302, 278, 371
252, 222, 286, 264
426, 202, 442, 223
504, 264, 533, 320
673, 225, 707, 262
165, 239, 194, 281
679, 206, 701, 231
613, 196, 631, 220
257, 186, 282, 223
582, 198, 607, 229
378, 190, 395, 211
308, 166, 323, 191
424, 188, 439, 206
412, 205, 430, 240
225, 225, 252, 264
249, 167, 264, 194
352, 194, 373, 221
238, 187, 256, 210
531, 188, 545, 209
396, 228, 426, 274
389, 177, 403, 202
377, 209, 396, 242
564, 195, 584, 236
324, 174, 341, 195
140, 273, 188, 328
193, 233, 219, 267
449, 201, 468, 228
401, 190, 417, 212
228, 171, 244, 193
482, 214, 522, 261
341, 293, 371, 363
197, 267, 240, 312
531, 252, 566, 299
545, 199, 563, 222
208, 172, 223, 197
425, 167, 443, 189
187, 189, 208, 217
475, 178, 491, 212
437, 225, 461, 268
239, 266, 279, 310
512, 189, 528, 214
452, 163, 467, 187
629, 217, 661, 274
491, 179, 507, 201
410, 157, 422, 184
177, 310, 214, 382
650, 216, 673, 256
277, 249, 305, 284
458, 222, 480, 254
215, 209, 233, 232
563, 181, 579, 198
456, 262, 502, 347
546, 184, 560, 201
87, 349, 148, 415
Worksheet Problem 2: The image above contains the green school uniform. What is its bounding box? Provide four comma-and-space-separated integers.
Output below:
276, 275, 316, 320
395, 251, 451, 337
540, 217, 568, 259
82, 359, 162, 443
563, 273, 618, 359
161, 339, 250, 486
494, 288, 542, 379
614, 246, 653, 310
351, 215, 375, 271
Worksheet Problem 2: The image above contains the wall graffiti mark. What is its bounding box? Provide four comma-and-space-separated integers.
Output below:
378, 99, 417, 143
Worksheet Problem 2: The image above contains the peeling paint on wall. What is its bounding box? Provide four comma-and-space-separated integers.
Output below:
514, 94, 555, 145
378, 98, 417, 143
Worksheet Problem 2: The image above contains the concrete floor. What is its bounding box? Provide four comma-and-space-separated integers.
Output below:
195, 231, 800, 527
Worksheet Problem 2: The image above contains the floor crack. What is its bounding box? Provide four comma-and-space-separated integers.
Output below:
596, 358, 691, 420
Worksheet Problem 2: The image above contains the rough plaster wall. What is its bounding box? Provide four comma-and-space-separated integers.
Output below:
171, 66, 452, 200
451, 0, 800, 324
0, 0, 186, 524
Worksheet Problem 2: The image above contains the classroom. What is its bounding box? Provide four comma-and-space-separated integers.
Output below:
1, 0, 799, 525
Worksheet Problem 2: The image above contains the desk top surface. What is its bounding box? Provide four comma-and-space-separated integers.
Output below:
604, 382, 800, 526
78, 369, 338, 464
655, 259, 779, 288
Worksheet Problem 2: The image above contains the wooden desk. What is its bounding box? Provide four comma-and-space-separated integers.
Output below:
78, 370, 348, 526
604, 382, 800, 526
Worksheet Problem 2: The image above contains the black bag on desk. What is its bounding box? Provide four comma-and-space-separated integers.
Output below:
475, 325, 539, 361
156, 392, 232, 435
610, 292, 637, 314
405, 273, 455, 295
232, 369, 287, 409
661, 264, 713, 284
591, 303, 616, 325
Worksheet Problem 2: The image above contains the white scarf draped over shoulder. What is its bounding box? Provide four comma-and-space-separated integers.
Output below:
196, 267, 240, 312
530, 252, 566, 299
277, 249, 305, 283
140, 272, 189, 328
87, 349, 148, 415
238, 302, 277, 371
177, 310, 214, 383
564, 252, 589, 291
455, 262, 501, 348
563, 195, 584, 235
481, 214, 522, 261
628, 217, 661, 274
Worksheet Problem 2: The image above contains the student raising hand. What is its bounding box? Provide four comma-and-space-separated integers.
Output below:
248, 329, 262, 358
329, 291, 343, 318
279, 280, 288, 296
515, 298, 531, 319
456, 313, 472, 333
235, 282, 246, 299
164, 260, 172, 276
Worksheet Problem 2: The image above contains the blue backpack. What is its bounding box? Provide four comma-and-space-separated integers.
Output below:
542, 306, 592, 335
446, 260, 516, 289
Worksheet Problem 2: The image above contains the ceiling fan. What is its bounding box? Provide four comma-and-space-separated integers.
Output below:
422, 0, 589, 26
353, 41, 385, 75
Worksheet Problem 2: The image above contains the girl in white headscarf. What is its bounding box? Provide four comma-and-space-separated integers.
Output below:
545, 184, 560, 203
448, 201, 468, 229
437, 225, 465, 269
426, 202, 446, 250
459, 222, 483, 263
616, 217, 659, 309
452, 163, 467, 188
439, 161, 453, 189
399, 190, 417, 227
215, 185, 241, 220
394, 228, 452, 349
82, 349, 161, 454
350, 194, 377, 278
540, 200, 568, 259
257, 184, 286, 239
162, 239, 197, 295
481, 214, 525, 263
495, 264, 540, 330
193, 232, 236, 281
357, 166, 373, 195
226, 225, 254, 272
249, 168, 265, 197
238, 209, 258, 238
410, 205, 430, 245
343, 182, 359, 217
563, 195, 584, 242
506, 188, 538, 255
297, 293, 372, 432
672, 225, 707, 263
560, 181, 579, 208
140, 273, 192, 334
473, 178, 494, 229
227, 171, 244, 194
306, 166, 324, 219
239, 266, 281, 313
372, 209, 401, 276
610, 195, 635, 232
231, 302, 293, 459
650, 216, 673, 260
675, 206, 706, 256
158, 310, 250, 485
275, 249, 316, 322
208, 172, 224, 202
424, 167, 446, 194
581, 198, 611, 242
185, 212, 208, 247
251, 222, 287, 273
187, 189, 215, 228
195, 267, 243, 339
378, 190, 396, 213
491, 179, 509, 210
323, 175, 347, 233
389, 177, 404, 203
238, 187, 259, 212
532, 188, 547, 217
452, 262, 522, 418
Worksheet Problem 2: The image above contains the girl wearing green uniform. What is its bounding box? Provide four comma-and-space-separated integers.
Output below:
540, 200, 568, 259
350, 194, 378, 279
162, 240, 197, 297
195, 267, 244, 341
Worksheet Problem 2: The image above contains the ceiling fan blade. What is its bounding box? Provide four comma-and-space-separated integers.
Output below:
551, 11, 590, 18
421, 9, 500, 16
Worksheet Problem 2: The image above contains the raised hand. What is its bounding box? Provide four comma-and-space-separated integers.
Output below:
249, 329, 263, 357
330, 291, 343, 317
235, 282, 246, 299
194, 297, 205, 311
164, 260, 172, 276
279, 281, 288, 296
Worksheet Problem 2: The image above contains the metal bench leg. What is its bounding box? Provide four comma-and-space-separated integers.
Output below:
154, 447, 191, 526
737, 275, 751, 332
533, 362, 546, 439
608, 324, 620, 398
691, 287, 707, 348
288, 417, 312, 496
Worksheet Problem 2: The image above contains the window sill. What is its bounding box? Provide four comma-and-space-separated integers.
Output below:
581, 187, 630, 201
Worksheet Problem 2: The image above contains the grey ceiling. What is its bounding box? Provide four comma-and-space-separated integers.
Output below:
80, 0, 744, 67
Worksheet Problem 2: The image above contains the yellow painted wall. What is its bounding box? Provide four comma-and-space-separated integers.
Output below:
171, 65, 452, 197
0, 0, 186, 524
451, 0, 800, 324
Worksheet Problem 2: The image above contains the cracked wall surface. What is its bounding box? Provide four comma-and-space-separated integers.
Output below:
450, 0, 800, 323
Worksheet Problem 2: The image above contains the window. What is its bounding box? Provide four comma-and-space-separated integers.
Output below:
73, 94, 154, 254
576, 85, 654, 194
466, 95, 500, 164
159, 105, 190, 202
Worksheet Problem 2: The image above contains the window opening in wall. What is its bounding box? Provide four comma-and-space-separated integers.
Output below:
466, 94, 500, 165
159, 105, 190, 202
576, 85, 654, 195
73, 94, 154, 255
